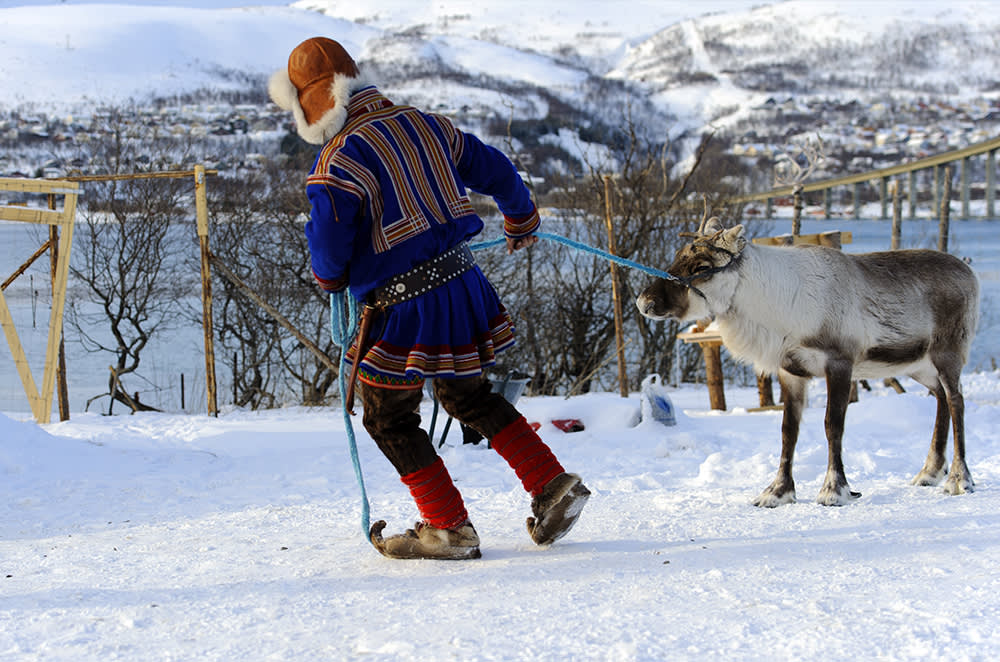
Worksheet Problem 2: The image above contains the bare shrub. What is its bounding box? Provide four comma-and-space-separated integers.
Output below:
67, 107, 193, 413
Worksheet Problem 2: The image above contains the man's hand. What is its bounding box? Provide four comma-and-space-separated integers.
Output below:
506, 234, 539, 254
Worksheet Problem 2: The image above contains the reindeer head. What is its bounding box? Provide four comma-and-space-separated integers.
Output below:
636, 217, 747, 322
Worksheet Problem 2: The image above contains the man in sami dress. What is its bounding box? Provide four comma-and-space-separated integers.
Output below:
269, 37, 589, 559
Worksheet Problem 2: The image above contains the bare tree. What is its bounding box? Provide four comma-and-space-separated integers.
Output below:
206, 154, 338, 409
486, 109, 740, 394
67, 108, 193, 413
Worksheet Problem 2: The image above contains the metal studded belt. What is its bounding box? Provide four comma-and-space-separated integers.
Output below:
370, 242, 476, 308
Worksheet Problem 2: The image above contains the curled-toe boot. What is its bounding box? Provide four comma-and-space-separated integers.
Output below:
370, 520, 482, 560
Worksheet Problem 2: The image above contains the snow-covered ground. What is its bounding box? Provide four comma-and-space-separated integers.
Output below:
3, 216, 1000, 658
7, 209, 1000, 660
3, 370, 1000, 660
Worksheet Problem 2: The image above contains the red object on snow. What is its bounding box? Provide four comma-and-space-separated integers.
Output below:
551, 418, 585, 433
528, 421, 542, 431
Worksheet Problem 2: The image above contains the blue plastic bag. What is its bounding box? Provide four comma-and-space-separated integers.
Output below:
640, 373, 676, 426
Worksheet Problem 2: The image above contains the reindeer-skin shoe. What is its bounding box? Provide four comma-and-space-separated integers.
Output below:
369, 520, 482, 560
526, 473, 591, 545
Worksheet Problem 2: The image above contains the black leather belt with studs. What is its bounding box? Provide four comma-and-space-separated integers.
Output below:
369, 242, 476, 308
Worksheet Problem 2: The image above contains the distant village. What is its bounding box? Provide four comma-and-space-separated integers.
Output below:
730, 95, 999, 176
1, 91, 998, 190
0, 101, 289, 180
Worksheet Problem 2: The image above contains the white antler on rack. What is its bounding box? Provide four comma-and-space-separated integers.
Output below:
774, 135, 826, 188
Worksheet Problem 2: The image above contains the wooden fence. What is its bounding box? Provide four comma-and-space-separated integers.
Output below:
729, 135, 1000, 221
0, 177, 79, 423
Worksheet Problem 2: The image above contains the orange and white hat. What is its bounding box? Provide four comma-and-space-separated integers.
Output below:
268, 37, 367, 145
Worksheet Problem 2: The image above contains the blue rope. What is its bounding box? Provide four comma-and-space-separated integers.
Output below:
331, 231, 674, 542
536, 232, 676, 280
330, 291, 370, 540
471, 232, 677, 281
468, 236, 507, 251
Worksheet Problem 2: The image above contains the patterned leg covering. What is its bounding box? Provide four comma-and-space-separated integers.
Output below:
490, 416, 566, 497
400, 457, 469, 530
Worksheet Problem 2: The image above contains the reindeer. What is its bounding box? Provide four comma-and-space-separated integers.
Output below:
636, 217, 979, 506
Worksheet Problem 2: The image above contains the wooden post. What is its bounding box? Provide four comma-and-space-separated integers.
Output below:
47, 195, 69, 421
791, 184, 803, 236
40, 185, 76, 424
879, 177, 888, 219
676, 323, 727, 411
960, 156, 970, 220
602, 175, 628, 398
702, 341, 726, 411
938, 165, 951, 253
988, 149, 996, 219
757, 373, 775, 407
932, 164, 940, 214
891, 179, 902, 250
852, 182, 861, 219
907, 170, 917, 219
194, 165, 218, 416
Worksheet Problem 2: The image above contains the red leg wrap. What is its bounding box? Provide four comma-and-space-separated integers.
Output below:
401, 457, 469, 530
491, 417, 565, 496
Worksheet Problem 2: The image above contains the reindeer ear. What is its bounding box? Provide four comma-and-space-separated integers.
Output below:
703, 216, 724, 235
719, 224, 747, 254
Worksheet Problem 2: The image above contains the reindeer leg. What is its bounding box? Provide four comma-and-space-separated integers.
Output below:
937, 361, 973, 495
911, 380, 950, 487
817, 357, 860, 506
753, 371, 806, 507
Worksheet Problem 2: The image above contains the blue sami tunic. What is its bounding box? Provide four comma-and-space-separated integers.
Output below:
304, 86, 540, 388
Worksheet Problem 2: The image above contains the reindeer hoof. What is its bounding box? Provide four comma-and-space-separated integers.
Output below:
816, 484, 861, 506
943, 461, 974, 495
753, 483, 796, 508
943, 475, 974, 495
911, 465, 947, 487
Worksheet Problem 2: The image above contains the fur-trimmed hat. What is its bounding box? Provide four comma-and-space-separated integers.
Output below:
268, 37, 367, 145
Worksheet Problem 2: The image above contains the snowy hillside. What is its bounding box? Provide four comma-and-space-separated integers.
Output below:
614, 1, 1000, 129
1, 0, 997, 141
0, 4, 378, 108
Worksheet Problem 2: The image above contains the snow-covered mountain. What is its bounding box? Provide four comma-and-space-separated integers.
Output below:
613, 2, 1000, 129
1, 1, 998, 179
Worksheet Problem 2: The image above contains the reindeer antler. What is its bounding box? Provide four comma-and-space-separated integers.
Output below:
774, 135, 827, 188
680, 195, 713, 238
